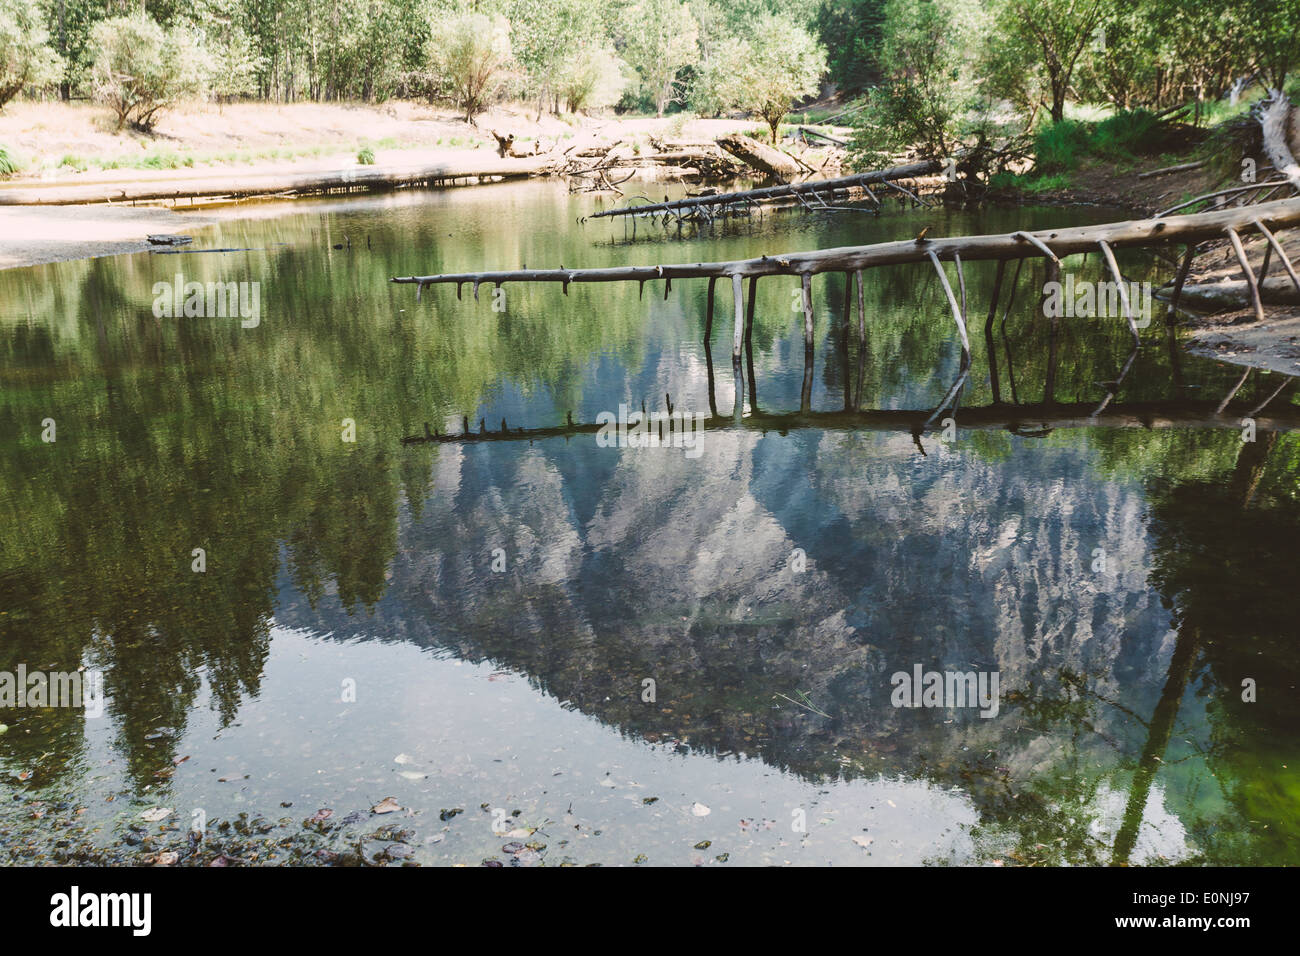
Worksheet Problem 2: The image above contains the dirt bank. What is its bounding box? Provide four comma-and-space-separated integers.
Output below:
0, 100, 812, 268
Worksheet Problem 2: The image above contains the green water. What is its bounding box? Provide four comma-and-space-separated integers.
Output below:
0, 182, 1297, 866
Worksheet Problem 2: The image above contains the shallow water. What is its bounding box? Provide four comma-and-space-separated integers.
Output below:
1, 182, 1297, 866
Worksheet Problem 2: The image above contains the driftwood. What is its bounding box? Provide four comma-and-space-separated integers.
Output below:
561, 142, 743, 185
490, 130, 516, 158
1160, 274, 1300, 310
0, 155, 555, 206
716, 134, 804, 180
1260, 91, 1300, 191
588, 161, 941, 221
1157, 92, 1300, 321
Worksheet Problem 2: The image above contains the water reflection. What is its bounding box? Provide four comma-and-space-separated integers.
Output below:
0, 184, 1297, 865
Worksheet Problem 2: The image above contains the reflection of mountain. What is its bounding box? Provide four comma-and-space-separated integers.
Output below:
282, 429, 1174, 786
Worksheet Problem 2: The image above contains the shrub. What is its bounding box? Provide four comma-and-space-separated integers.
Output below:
1033, 120, 1092, 173
356, 146, 376, 165
90, 14, 207, 132
1091, 110, 1164, 156
0, 145, 19, 176
1033, 111, 1174, 175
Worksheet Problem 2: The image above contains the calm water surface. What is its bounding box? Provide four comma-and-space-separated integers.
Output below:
1, 182, 1297, 866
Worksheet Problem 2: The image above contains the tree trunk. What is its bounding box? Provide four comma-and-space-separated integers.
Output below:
716, 134, 802, 182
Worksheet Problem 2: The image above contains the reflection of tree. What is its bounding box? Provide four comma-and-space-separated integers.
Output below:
1133, 431, 1300, 864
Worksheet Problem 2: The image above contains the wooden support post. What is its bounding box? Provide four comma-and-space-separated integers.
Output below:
842, 271, 853, 329
801, 273, 815, 349
733, 358, 745, 421
797, 275, 815, 413
800, 338, 814, 414
1000, 258, 1024, 330
732, 273, 745, 360
854, 269, 866, 340
985, 259, 1006, 404
1216, 367, 1251, 414
1252, 218, 1300, 295
1014, 231, 1060, 264
745, 276, 758, 413
1097, 239, 1141, 345
955, 252, 967, 322
854, 269, 867, 410
985, 259, 1006, 336
745, 276, 757, 347
704, 276, 716, 341
926, 250, 971, 365
1225, 227, 1265, 322
840, 272, 852, 410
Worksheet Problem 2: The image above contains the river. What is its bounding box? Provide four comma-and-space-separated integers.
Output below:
0, 181, 1296, 866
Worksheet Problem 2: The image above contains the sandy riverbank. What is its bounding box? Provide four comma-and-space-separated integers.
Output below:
0, 205, 217, 270
0, 99, 798, 268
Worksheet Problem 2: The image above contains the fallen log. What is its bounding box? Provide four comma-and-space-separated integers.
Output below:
1158, 274, 1300, 311
716, 133, 803, 180
1137, 159, 1207, 179
396, 198, 1300, 367
0, 155, 556, 206
796, 127, 849, 147
396, 197, 1300, 289
587, 160, 941, 220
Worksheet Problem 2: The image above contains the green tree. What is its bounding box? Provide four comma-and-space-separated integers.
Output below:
557, 42, 628, 113
197, 0, 259, 102
742, 14, 826, 142
1247, 0, 1300, 92
90, 13, 207, 130
693, 13, 826, 141
814, 0, 886, 89
994, 0, 1107, 124
427, 11, 513, 122
618, 0, 698, 114
0, 0, 63, 109
850, 0, 988, 165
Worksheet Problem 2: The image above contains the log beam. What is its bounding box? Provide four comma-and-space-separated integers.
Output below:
394, 198, 1300, 292
1225, 226, 1266, 322
587, 161, 941, 220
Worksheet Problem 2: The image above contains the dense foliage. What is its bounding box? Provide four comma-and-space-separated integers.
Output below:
0, 0, 1297, 156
